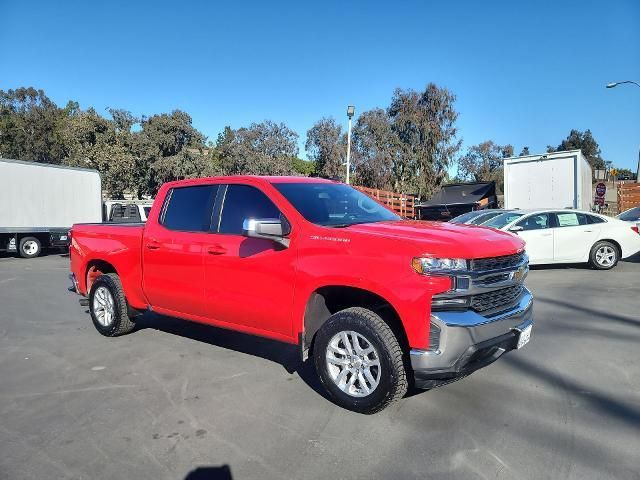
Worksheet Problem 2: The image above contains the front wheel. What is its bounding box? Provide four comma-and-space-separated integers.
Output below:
19, 237, 41, 258
313, 307, 408, 414
589, 241, 619, 270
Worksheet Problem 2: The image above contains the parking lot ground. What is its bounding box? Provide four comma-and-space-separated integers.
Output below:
1, 252, 639, 480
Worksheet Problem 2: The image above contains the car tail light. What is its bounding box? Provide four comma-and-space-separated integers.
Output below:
632, 225, 639, 235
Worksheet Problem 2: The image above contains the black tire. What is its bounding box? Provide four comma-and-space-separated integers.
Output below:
589, 240, 619, 270
88, 273, 136, 336
18, 236, 41, 258
313, 307, 408, 414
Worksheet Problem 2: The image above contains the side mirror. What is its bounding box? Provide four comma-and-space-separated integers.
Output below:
242, 217, 291, 247
509, 225, 524, 232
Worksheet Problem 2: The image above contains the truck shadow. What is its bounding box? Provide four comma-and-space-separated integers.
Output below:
134, 312, 330, 401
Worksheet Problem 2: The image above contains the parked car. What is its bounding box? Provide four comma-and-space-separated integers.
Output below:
69, 176, 533, 413
103, 200, 154, 223
616, 206, 640, 223
449, 209, 514, 225
483, 209, 640, 269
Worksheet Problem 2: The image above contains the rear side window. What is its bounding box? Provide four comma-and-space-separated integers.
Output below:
587, 214, 606, 224
162, 185, 218, 232
555, 212, 588, 227
219, 185, 280, 234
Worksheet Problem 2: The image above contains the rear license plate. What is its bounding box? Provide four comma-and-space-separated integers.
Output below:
517, 324, 532, 349
60, 235, 68, 241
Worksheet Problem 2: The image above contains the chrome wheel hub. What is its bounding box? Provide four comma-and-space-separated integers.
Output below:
325, 330, 381, 398
595, 246, 616, 267
93, 286, 115, 327
23, 241, 38, 255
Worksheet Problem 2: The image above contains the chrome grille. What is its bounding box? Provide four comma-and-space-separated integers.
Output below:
471, 285, 524, 312
471, 252, 526, 271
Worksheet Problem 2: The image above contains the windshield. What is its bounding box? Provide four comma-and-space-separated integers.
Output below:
449, 211, 484, 224
274, 183, 400, 227
617, 207, 640, 222
483, 212, 524, 229
468, 211, 505, 225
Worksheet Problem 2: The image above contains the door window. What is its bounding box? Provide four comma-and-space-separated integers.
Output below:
161, 185, 218, 232
555, 212, 588, 228
517, 213, 551, 231
218, 185, 281, 234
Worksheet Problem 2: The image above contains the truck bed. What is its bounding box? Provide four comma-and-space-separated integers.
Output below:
70, 223, 147, 309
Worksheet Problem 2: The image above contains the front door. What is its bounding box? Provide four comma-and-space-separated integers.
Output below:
204, 184, 297, 339
514, 213, 555, 263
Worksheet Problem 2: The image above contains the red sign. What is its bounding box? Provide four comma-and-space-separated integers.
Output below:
595, 182, 606, 197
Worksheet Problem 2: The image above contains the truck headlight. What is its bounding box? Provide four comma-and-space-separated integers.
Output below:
412, 257, 468, 274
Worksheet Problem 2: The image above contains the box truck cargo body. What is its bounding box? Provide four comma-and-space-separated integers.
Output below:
0, 159, 102, 258
503, 150, 592, 210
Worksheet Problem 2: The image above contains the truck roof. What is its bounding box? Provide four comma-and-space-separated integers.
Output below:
163, 175, 337, 188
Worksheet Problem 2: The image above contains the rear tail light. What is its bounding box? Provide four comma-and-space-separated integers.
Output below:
632, 225, 639, 235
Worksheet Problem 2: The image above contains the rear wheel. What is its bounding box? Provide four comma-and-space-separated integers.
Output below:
589, 241, 619, 270
19, 237, 41, 258
88, 273, 136, 336
313, 307, 408, 414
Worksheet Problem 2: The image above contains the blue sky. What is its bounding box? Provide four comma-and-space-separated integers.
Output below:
1, 0, 639, 170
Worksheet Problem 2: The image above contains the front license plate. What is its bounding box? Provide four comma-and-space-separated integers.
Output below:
517, 324, 532, 349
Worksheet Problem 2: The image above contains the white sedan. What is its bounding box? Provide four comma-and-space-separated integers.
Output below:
481, 209, 640, 269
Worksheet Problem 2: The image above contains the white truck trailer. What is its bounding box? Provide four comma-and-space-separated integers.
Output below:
0, 159, 102, 258
503, 149, 593, 211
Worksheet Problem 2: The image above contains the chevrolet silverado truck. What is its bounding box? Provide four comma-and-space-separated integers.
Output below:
69, 176, 533, 413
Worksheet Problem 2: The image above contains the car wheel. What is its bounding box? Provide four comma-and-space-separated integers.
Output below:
313, 307, 408, 414
18, 236, 41, 258
589, 241, 619, 270
88, 273, 136, 336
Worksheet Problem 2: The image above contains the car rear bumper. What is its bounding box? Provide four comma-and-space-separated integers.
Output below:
410, 289, 533, 388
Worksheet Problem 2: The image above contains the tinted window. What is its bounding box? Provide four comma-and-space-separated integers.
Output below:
555, 212, 588, 227
470, 211, 505, 225
162, 185, 217, 232
617, 207, 640, 222
517, 213, 551, 231
219, 185, 281, 234
449, 211, 483, 224
484, 212, 524, 229
274, 183, 399, 227
143, 206, 152, 218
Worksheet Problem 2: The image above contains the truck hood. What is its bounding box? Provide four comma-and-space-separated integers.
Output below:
345, 220, 524, 259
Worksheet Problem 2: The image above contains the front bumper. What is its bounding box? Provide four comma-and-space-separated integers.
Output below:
411, 288, 533, 388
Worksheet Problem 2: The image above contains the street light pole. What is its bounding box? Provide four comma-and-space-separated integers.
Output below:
346, 105, 355, 184
605, 80, 640, 183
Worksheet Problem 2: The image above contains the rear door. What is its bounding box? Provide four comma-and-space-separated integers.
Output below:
552, 212, 601, 262
142, 184, 218, 317
203, 183, 297, 338
513, 213, 555, 263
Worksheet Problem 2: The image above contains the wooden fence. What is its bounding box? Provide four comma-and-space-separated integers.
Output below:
354, 186, 416, 219
618, 182, 640, 213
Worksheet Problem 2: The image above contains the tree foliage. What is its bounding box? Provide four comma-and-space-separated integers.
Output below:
458, 141, 513, 193
547, 129, 605, 169
305, 117, 345, 180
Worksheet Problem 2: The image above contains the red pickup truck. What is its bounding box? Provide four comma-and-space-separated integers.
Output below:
69, 176, 533, 413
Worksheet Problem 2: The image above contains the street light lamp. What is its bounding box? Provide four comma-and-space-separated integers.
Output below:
605, 80, 640, 183
345, 105, 355, 184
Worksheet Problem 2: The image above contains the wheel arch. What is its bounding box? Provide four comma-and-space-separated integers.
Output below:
594, 238, 622, 257
85, 259, 119, 293
302, 285, 409, 356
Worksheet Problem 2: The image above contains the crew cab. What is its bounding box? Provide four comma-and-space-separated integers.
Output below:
69, 176, 533, 413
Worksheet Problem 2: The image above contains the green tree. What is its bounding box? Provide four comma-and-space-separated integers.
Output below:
0, 87, 70, 163
519, 146, 530, 156
388, 83, 461, 196
63, 108, 136, 198
135, 110, 208, 197
548, 129, 605, 169
352, 108, 396, 189
305, 117, 345, 179
291, 157, 316, 176
458, 141, 513, 193
221, 120, 298, 175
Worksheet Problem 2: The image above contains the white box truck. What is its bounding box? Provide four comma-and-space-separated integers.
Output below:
0, 159, 102, 258
503, 149, 593, 210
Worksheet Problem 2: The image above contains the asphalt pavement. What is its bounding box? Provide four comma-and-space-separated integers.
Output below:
1, 252, 639, 480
